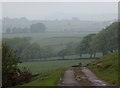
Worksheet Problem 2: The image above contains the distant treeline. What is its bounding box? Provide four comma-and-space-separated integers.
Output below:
3, 37, 55, 61
2, 17, 111, 33
3, 37, 77, 61
5, 22, 47, 33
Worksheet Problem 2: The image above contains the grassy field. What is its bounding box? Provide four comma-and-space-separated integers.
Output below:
3, 32, 97, 53
18, 59, 91, 86
32, 53, 103, 61
19, 59, 91, 73
88, 52, 118, 85
3, 32, 97, 86
3, 32, 94, 46
22, 68, 64, 86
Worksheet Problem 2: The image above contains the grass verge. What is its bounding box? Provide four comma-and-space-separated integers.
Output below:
21, 68, 65, 86
73, 67, 92, 86
88, 52, 118, 86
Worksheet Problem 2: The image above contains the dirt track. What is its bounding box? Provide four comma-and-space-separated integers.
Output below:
81, 67, 108, 86
58, 68, 80, 86
58, 67, 110, 87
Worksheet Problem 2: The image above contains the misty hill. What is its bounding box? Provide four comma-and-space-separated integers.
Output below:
45, 12, 117, 21
2, 17, 113, 33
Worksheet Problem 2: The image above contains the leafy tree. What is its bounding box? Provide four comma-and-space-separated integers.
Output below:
0, 45, 1, 85
65, 42, 76, 55
3, 37, 56, 61
76, 34, 96, 59
2, 43, 32, 87
76, 42, 84, 59
90, 36, 98, 58
3, 37, 31, 59
13, 27, 29, 33
21, 43, 41, 61
6, 28, 11, 33
77, 22, 118, 58
41, 46, 54, 60
58, 49, 68, 59
91, 22, 118, 56
21, 27, 29, 33
30, 23, 47, 33
2, 43, 20, 87
105, 22, 118, 52
12, 27, 18, 33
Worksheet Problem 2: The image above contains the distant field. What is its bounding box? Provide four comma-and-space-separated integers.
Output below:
32, 53, 103, 61
3, 32, 96, 46
19, 59, 91, 73
3, 32, 96, 52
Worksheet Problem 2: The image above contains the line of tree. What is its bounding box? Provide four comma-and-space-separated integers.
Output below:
3, 37, 54, 62
76, 34, 96, 59
76, 22, 118, 59
6, 22, 47, 33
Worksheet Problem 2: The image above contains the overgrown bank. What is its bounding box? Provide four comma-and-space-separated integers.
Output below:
21, 68, 65, 86
87, 52, 118, 85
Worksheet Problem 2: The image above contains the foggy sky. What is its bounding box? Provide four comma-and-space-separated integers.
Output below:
2, 2, 118, 21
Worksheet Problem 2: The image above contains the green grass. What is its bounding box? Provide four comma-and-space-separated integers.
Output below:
88, 52, 118, 85
19, 60, 91, 73
22, 68, 64, 86
3, 32, 87, 46
18, 60, 91, 86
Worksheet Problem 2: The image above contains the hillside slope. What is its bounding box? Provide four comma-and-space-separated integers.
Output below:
88, 52, 118, 85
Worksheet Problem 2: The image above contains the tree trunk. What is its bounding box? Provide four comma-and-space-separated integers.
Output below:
90, 53, 92, 59
103, 52, 105, 56
110, 50, 113, 53
44, 57, 47, 61
79, 53, 82, 59
62, 56, 64, 59
103, 51, 107, 56
93, 53, 96, 59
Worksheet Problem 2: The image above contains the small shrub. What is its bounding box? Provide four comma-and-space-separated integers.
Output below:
18, 67, 32, 84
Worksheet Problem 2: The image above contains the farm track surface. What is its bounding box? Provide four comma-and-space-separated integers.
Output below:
81, 67, 109, 86
58, 68, 80, 87
58, 67, 112, 88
